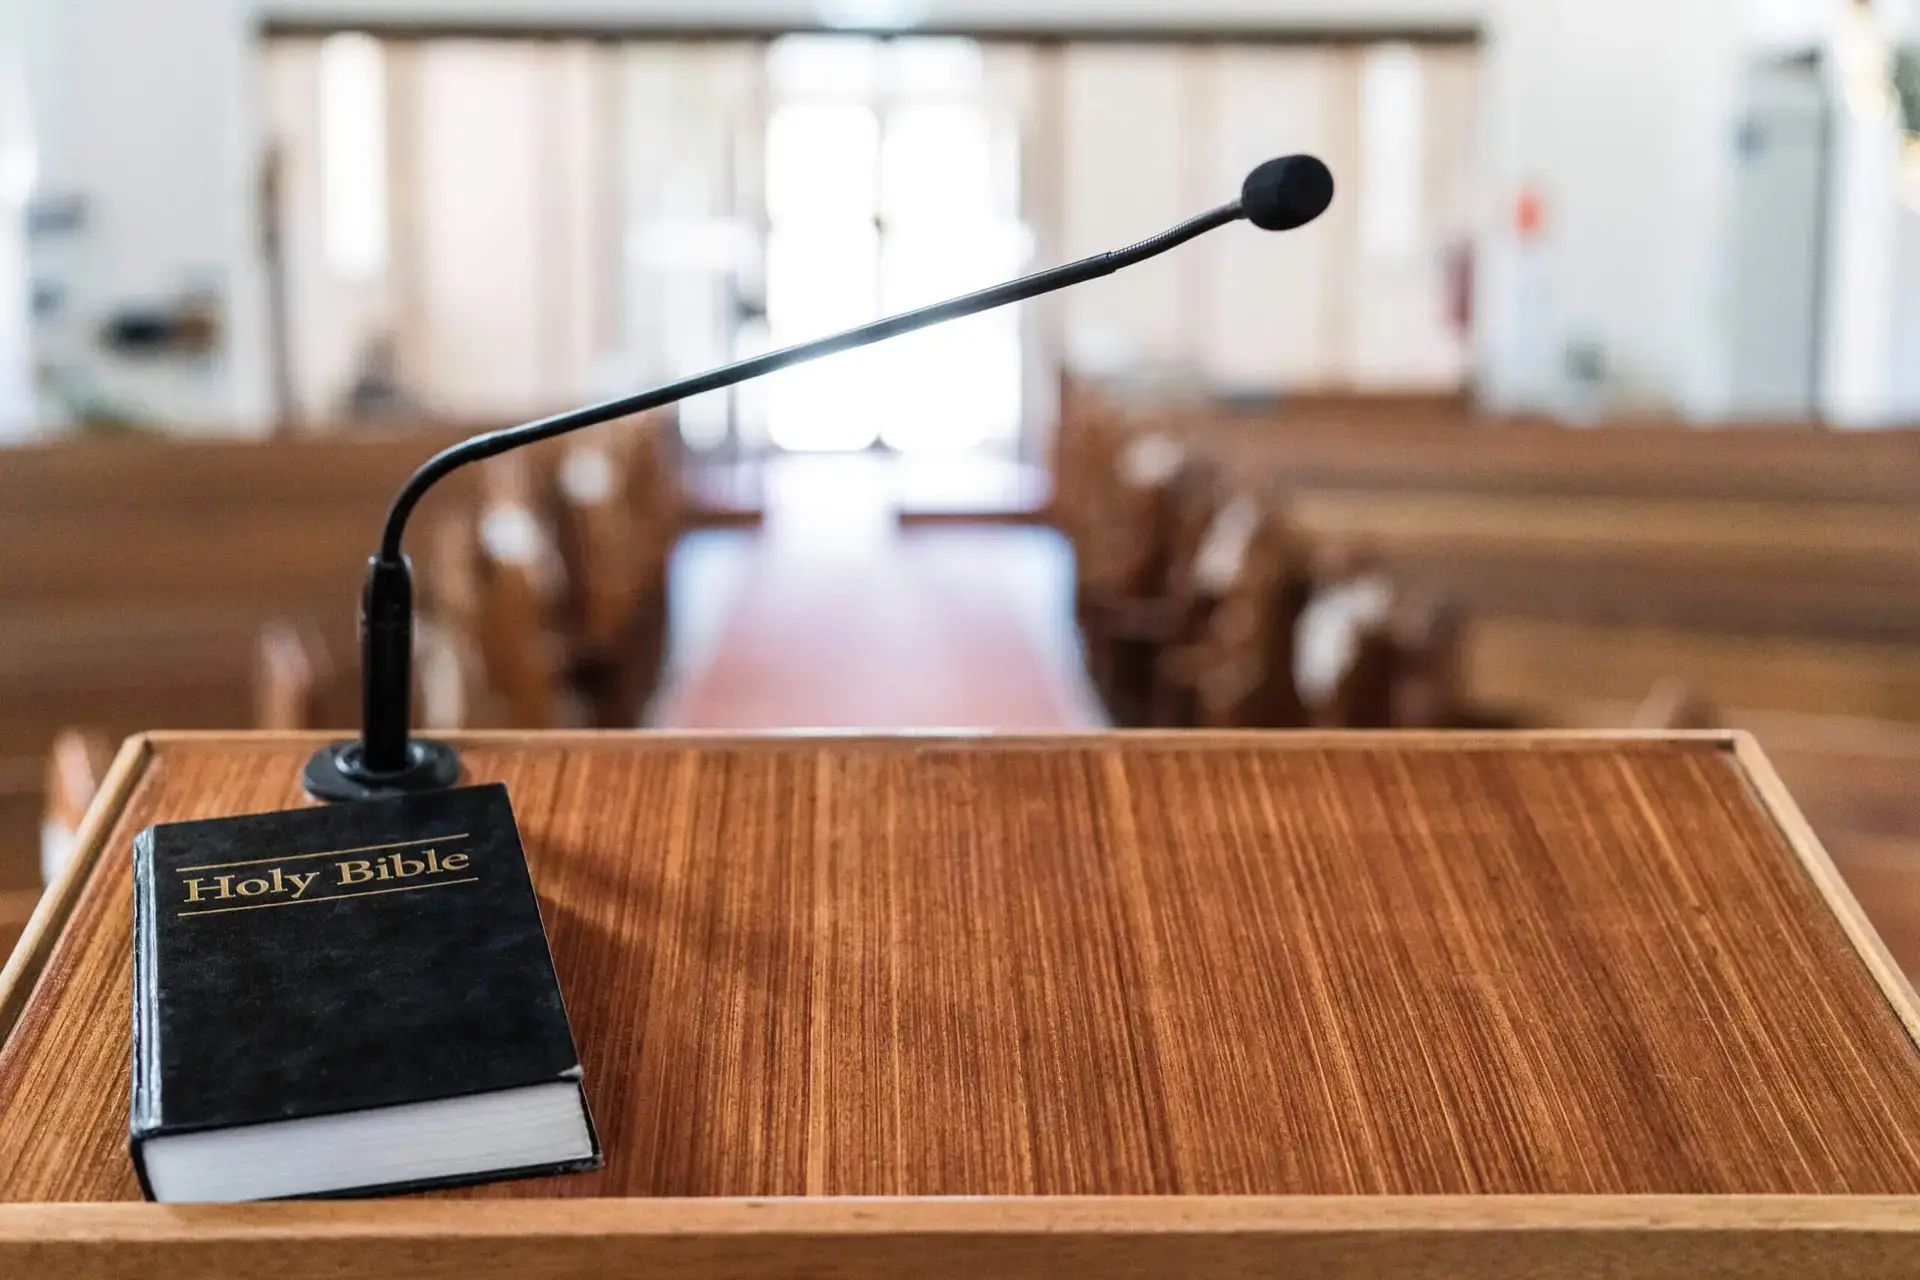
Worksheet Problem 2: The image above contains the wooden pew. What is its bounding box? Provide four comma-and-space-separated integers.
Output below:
1280, 488, 1920, 642
1463, 618, 1920, 725
40, 730, 111, 882
0, 888, 34, 971
5, 418, 690, 881
254, 621, 340, 732
0, 429, 487, 880
0, 611, 263, 886
254, 418, 681, 737
1166, 397, 1920, 502
1110, 412, 1920, 644
4, 730, 111, 965
1628, 676, 1719, 731
1823, 833, 1920, 978
546, 419, 677, 727
1080, 456, 1226, 723
474, 493, 578, 730
0, 431, 490, 612
1061, 390, 1920, 727
1152, 502, 1313, 729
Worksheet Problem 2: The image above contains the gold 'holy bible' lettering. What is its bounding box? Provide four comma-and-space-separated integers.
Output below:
175, 838, 478, 917
182, 867, 322, 902
335, 848, 470, 885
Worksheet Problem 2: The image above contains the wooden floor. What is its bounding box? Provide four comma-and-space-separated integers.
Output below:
652, 456, 1100, 731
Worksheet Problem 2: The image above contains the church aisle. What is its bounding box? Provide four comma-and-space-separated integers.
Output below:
652, 456, 1103, 732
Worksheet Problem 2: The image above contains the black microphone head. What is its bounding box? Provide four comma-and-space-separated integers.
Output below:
1240, 155, 1335, 231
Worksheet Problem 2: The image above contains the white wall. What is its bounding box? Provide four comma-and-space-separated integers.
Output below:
264, 39, 394, 423
1199, 47, 1344, 390
1477, 0, 1920, 424
1887, 3, 1920, 425
414, 44, 555, 416
613, 42, 760, 396
16, 0, 1475, 435
258, 0, 1481, 28
0, 0, 33, 438
1821, 0, 1920, 427
25, 0, 271, 434
1059, 42, 1469, 394
1058, 47, 1192, 376
1896, 207, 1920, 417
1475, 0, 1748, 418
1823, 84, 1903, 425
29, 0, 1898, 430
402, 40, 613, 419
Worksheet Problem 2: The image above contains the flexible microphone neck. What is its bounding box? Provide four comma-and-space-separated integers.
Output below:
304, 155, 1333, 802
373, 200, 1243, 566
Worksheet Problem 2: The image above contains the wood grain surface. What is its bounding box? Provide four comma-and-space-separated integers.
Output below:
3, 733, 1920, 1206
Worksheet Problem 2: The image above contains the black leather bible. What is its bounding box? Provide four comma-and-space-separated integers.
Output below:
130, 783, 600, 1201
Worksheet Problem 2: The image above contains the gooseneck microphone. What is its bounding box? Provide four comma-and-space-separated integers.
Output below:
303, 154, 1335, 801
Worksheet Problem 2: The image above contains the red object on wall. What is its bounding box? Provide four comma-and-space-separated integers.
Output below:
1515, 187, 1545, 240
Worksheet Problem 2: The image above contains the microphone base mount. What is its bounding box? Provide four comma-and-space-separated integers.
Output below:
303, 738, 463, 803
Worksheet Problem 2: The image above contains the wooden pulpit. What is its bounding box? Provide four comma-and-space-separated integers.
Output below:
2, 731, 1917, 1277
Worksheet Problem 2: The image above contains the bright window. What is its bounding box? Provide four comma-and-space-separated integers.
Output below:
1359, 42, 1424, 261
761, 35, 1026, 454
318, 32, 390, 284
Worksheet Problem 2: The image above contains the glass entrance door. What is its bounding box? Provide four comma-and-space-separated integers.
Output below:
759, 35, 1028, 454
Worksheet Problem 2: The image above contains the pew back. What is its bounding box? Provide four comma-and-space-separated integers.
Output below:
0, 429, 490, 886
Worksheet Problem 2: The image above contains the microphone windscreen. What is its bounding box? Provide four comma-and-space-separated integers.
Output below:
1241, 155, 1335, 232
